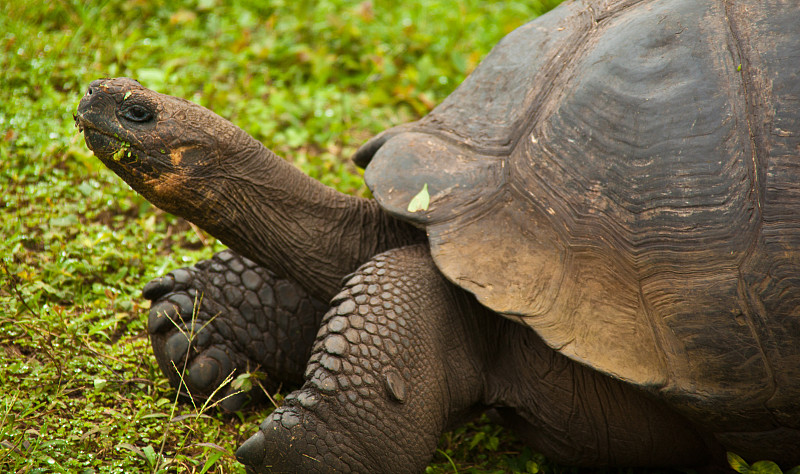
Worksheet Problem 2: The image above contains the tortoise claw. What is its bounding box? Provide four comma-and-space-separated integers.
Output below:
148, 300, 179, 334
187, 356, 220, 389
148, 294, 194, 334
236, 430, 267, 466
186, 347, 232, 392
142, 276, 174, 300
165, 331, 190, 363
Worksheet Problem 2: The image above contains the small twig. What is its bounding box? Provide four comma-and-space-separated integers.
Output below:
187, 222, 209, 247
1, 262, 64, 384
78, 334, 129, 367
256, 379, 281, 410
2, 261, 41, 319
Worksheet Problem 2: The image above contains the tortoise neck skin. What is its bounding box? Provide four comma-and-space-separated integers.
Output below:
76, 78, 424, 300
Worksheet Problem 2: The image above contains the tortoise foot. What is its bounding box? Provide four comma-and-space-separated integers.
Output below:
144, 249, 328, 409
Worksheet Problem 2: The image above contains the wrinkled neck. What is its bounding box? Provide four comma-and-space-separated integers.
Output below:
187, 135, 425, 301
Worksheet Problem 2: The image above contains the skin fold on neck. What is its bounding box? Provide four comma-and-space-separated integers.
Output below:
156, 131, 426, 301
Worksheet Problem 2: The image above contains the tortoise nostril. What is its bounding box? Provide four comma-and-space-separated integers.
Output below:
87, 87, 93, 96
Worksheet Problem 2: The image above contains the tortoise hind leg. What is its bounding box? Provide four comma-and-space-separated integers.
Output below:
144, 249, 328, 410
485, 313, 721, 467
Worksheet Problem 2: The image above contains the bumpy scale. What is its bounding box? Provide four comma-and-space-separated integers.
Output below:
144, 250, 328, 409
235, 245, 488, 472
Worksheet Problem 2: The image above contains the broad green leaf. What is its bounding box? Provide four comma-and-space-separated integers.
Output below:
141, 445, 157, 467
751, 461, 784, 474
231, 372, 253, 392
468, 431, 485, 450
407, 183, 430, 212
728, 452, 751, 474
117, 442, 144, 459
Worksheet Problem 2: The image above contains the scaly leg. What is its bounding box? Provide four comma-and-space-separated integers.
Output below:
144, 250, 328, 410
236, 244, 487, 472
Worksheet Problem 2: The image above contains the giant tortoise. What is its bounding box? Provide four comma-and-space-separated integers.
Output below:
75, 0, 800, 471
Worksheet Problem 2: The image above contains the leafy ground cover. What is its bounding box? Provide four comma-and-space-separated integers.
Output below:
0, 1, 767, 473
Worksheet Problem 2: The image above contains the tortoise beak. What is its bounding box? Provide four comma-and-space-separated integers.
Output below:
75, 80, 126, 157
74, 111, 87, 133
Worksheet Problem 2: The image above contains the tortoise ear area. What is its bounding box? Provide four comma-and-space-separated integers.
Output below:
352, 122, 420, 169
364, 131, 504, 227
163, 141, 218, 175
352, 132, 388, 169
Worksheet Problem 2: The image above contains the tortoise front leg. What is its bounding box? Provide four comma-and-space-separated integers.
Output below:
144, 250, 328, 410
235, 244, 488, 473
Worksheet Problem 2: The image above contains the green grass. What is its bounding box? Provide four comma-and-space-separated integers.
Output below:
1, 0, 571, 472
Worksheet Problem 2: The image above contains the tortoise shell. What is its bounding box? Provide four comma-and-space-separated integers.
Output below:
356, 0, 800, 432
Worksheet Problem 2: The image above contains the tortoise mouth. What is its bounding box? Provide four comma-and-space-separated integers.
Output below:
77, 120, 157, 182
81, 127, 139, 164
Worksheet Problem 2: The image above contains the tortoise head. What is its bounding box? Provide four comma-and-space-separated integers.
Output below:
75, 77, 252, 215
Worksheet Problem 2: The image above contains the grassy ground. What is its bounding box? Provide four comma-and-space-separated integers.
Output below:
1, 0, 576, 472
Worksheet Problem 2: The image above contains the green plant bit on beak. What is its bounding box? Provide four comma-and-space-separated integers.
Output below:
112, 142, 131, 161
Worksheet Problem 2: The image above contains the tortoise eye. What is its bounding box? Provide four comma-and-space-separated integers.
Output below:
122, 104, 154, 123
